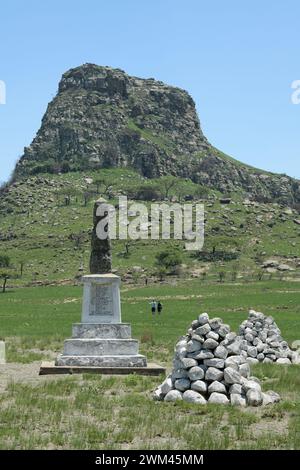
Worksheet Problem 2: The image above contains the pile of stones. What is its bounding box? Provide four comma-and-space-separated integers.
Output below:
232, 310, 300, 365
154, 313, 280, 406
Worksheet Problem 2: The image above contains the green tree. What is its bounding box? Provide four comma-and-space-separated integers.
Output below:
155, 248, 182, 274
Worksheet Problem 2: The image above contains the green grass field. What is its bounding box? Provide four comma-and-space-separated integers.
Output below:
0, 279, 299, 449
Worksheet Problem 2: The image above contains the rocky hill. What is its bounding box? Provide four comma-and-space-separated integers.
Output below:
13, 63, 300, 204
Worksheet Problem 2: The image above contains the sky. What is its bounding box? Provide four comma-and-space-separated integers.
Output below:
0, 0, 300, 183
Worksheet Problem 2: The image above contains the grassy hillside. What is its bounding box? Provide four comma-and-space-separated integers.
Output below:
0, 168, 299, 287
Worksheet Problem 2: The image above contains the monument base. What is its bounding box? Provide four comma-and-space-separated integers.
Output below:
56, 353, 147, 367
54, 274, 148, 369
40, 361, 166, 376
55, 322, 147, 368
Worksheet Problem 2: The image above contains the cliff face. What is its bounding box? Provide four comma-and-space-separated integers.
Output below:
14, 63, 300, 203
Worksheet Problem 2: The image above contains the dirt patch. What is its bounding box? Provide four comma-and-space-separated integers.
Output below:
0, 362, 73, 393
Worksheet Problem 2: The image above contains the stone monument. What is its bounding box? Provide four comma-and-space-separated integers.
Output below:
0, 340, 5, 365
55, 199, 147, 369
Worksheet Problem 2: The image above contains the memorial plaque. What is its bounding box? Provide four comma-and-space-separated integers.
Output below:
90, 283, 113, 317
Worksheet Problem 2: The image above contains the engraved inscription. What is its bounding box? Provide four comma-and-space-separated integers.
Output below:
89, 284, 113, 316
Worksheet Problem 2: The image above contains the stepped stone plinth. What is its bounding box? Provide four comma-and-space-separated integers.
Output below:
55, 274, 147, 368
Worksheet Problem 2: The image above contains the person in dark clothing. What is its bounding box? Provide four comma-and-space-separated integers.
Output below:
150, 300, 156, 315
157, 301, 163, 314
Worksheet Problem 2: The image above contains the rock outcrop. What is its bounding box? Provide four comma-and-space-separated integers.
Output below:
154, 313, 281, 406
13, 63, 300, 204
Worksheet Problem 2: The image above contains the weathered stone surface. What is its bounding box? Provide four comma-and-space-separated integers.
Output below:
241, 379, 262, 393
164, 390, 183, 402
181, 358, 198, 369
203, 338, 219, 350
191, 380, 207, 394
239, 363, 250, 378
208, 381, 227, 394
0, 341, 5, 365
72, 323, 131, 339
203, 358, 225, 369
188, 366, 205, 381
198, 313, 209, 325
160, 377, 173, 395
237, 310, 296, 365
62, 338, 139, 356
174, 378, 191, 392
276, 358, 291, 364
205, 367, 224, 382
90, 199, 112, 274
246, 389, 263, 406
214, 345, 228, 359
186, 339, 202, 353
206, 331, 219, 341
230, 393, 246, 407
172, 368, 189, 380
154, 311, 281, 407
224, 367, 241, 385
196, 324, 211, 336
229, 383, 242, 395
183, 390, 207, 404
208, 392, 229, 405
56, 354, 147, 367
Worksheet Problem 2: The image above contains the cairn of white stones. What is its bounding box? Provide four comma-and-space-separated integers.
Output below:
154, 313, 280, 406
234, 310, 300, 365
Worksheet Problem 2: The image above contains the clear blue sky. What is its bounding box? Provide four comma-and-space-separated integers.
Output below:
1, 0, 300, 183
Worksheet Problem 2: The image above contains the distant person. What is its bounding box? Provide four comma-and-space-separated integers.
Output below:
145, 277, 148, 286
150, 300, 156, 315
157, 301, 163, 315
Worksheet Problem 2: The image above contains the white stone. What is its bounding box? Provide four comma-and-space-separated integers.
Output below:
198, 313, 209, 325
181, 357, 198, 369
229, 383, 242, 394
230, 393, 246, 407
203, 358, 225, 369
239, 363, 250, 378
208, 381, 226, 394
186, 339, 202, 353
194, 349, 214, 360
196, 324, 211, 336
0, 341, 5, 364
276, 358, 291, 364
161, 377, 173, 395
206, 331, 219, 341
224, 367, 241, 385
214, 345, 228, 359
208, 392, 229, 405
188, 366, 205, 381
191, 380, 207, 394
205, 367, 224, 382
203, 338, 218, 350
241, 379, 262, 393
183, 390, 207, 404
246, 389, 263, 406
164, 390, 183, 402
82, 274, 121, 324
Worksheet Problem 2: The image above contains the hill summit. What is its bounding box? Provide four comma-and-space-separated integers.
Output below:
13, 63, 299, 204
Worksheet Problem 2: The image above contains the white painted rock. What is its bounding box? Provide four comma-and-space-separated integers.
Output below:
208, 381, 227, 394
183, 390, 207, 404
224, 367, 242, 385
188, 366, 205, 381
164, 390, 183, 402
208, 392, 229, 405
246, 389, 263, 406
191, 380, 207, 394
